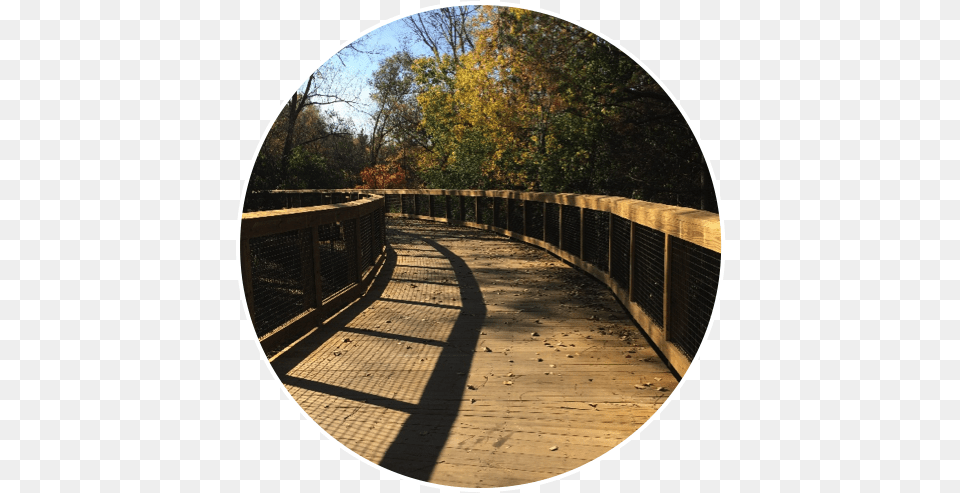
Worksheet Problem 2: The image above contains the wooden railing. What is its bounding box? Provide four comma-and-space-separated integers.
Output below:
240, 192, 386, 352
245, 188, 721, 376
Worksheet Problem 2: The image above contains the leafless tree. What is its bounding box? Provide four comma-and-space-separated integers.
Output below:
401, 6, 480, 67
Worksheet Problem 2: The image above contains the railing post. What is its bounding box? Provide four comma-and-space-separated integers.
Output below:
312, 226, 324, 308
458, 195, 465, 222
475, 196, 480, 223
522, 199, 528, 237
628, 221, 636, 303
558, 203, 563, 252
543, 202, 547, 240
505, 198, 512, 232
240, 238, 255, 326
579, 207, 585, 259
493, 196, 500, 229
415, 193, 421, 216
663, 235, 671, 336
428, 194, 434, 217
445, 194, 451, 222
400, 193, 405, 214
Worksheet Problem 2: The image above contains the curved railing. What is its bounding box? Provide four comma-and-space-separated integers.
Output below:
243, 188, 720, 376
240, 191, 386, 352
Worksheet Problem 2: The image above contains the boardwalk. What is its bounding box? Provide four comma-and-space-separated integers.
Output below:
269, 218, 678, 487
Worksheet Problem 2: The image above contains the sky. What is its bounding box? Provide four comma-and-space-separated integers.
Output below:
314, 16, 435, 135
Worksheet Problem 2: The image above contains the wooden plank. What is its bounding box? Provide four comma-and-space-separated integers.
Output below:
241, 197, 384, 239
271, 218, 686, 488
346, 188, 719, 252
382, 213, 690, 376
259, 308, 318, 353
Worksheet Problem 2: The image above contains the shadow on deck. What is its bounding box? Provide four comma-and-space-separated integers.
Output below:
269, 218, 677, 487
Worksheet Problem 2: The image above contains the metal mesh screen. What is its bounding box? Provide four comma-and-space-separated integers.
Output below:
527, 201, 544, 240
417, 194, 429, 216
610, 215, 630, 290
545, 203, 560, 247
561, 205, 581, 257
493, 197, 507, 229
464, 197, 477, 222
509, 199, 523, 234
385, 194, 401, 213
668, 238, 721, 360
450, 195, 461, 221
401, 194, 415, 214
249, 228, 315, 337
369, 208, 383, 263
359, 214, 372, 273
318, 221, 352, 299
632, 223, 666, 329
432, 195, 446, 218
479, 196, 494, 225
583, 209, 610, 272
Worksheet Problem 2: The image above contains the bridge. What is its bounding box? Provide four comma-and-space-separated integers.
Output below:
240, 189, 721, 488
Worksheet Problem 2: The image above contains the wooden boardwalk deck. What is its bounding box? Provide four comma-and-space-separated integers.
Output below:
269, 218, 679, 488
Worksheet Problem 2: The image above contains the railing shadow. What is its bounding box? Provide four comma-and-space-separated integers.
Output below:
270, 222, 487, 482
374, 233, 486, 480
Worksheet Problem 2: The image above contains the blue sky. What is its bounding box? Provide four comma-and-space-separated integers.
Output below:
316, 16, 434, 134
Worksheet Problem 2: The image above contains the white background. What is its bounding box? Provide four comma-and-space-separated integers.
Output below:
7, 0, 955, 491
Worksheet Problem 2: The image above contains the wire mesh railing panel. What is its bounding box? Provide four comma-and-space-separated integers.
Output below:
432, 195, 447, 218
385, 194, 401, 213
561, 205, 581, 257
545, 203, 560, 247
479, 196, 494, 225
668, 237, 721, 360
370, 208, 383, 262
318, 222, 352, 299
417, 194, 429, 216
526, 201, 544, 240
610, 215, 630, 290
249, 228, 316, 337
464, 197, 477, 222
359, 214, 372, 273
401, 194, 415, 213
493, 197, 507, 229
509, 199, 523, 234
583, 209, 610, 272
450, 195, 462, 221
632, 223, 665, 329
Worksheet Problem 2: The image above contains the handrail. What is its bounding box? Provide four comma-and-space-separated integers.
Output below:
240, 192, 386, 352
248, 188, 720, 376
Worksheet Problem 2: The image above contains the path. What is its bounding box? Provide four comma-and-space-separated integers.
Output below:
269, 218, 678, 487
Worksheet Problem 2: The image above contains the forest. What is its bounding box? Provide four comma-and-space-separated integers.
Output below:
247, 6, 718, 213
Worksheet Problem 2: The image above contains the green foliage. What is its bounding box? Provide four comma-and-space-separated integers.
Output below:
247, 6, 717, 213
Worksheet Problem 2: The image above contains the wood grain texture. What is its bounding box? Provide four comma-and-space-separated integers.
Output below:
296, 189, 720, 252
269, 218, 677, 488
